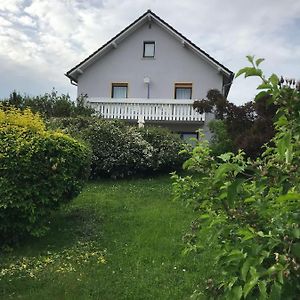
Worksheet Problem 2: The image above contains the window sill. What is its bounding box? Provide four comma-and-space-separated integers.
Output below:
141, 57, 155, 60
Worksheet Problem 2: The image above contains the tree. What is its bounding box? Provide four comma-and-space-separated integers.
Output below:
193, 89, 276, 158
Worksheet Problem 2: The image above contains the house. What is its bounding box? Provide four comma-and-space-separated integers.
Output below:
66, 10, 234, 140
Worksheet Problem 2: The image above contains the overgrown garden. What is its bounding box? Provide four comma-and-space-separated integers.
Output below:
0, 57, 299, 299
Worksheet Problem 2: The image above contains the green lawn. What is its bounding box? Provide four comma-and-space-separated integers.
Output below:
0, 176, 216, 299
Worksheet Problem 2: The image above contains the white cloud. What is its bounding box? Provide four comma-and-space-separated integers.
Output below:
0, 0, 299, 104
0, 16, 12, 26
0, 0, 22, 13
17, 15, 36, 27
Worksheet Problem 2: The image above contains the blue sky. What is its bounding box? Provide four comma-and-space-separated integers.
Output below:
0, 0, 299, 104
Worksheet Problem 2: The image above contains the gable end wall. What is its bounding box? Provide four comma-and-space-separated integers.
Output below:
77, 22, 223, 99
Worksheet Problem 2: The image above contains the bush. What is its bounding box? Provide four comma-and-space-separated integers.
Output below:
208, 119, 233, 156
0, 107, 91, 242
87, 120, 153, 178
49, 117, 188, 178
172, 57, 300, 299
139, 126, 189, 172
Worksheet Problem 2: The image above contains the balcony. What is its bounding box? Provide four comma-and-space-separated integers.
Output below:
87, 98, 205, 123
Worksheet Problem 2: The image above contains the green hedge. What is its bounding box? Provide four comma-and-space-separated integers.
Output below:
0, 108, 91, 241
50, 117, 189, 178
139, 126, 189, 172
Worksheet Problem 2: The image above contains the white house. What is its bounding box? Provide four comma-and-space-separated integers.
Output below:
66, 10, 233, 139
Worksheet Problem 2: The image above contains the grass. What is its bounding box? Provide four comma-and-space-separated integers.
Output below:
0, 176, 217, 299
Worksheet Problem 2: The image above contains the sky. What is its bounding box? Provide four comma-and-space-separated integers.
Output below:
0, 0, 299, 105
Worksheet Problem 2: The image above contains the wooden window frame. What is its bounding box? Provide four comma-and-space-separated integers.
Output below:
174, 83, 193, 99
111, 82, 128, 98
143, 41, 155, 58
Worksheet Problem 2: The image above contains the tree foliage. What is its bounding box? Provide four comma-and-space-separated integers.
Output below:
193, 89, 277, 158
1, 90, 94, 118
173, 57, 300, 299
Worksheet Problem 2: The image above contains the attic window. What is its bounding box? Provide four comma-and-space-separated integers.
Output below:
143, 41, 155, 58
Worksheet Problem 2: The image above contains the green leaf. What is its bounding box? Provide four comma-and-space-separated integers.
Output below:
241, 259, 251, 281
258, 281, 267, 300
246, 55, 255, 64
265, 263, 283, 276
227, 179, 245, 204
238, 228, 256, 241
291, 242, 300, 259
269, 73, 279, 86
231, 285, 243, 300
218, 152, 234, 162
257, 83, 272, 90
292, 228, 300, 239
235, 67, 253, 78
245, 68, 263, 78
277, 193, 300, 202
269, 282, 282, 300
277, 270, 284, 284
255, 58, 265, 66
255, 91, 269, 101
243, 268, 259, 298
214, 163, 236, 181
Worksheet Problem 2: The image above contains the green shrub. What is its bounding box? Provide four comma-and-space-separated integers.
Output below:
139, 126, 189, 172
49, 117, 188, 178
208, 119, 233, 156
172, 57, 300, 299
87, 120, 153, 178
0, 107, 91, 242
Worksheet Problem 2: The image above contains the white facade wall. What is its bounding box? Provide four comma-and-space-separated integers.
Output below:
77, 22, 223, 99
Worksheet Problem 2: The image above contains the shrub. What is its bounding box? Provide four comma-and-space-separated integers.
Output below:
139, 126, 189, 172
49, 117, 188, 178
87, 120, 153, 178
0, 107, 91, 242
208, 119, 233, 156
172, 57, 300, 299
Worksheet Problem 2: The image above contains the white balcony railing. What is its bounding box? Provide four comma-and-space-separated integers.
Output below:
87, 98, 205, 122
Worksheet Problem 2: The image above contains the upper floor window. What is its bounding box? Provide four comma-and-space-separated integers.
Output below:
112, 83, 128, 98
174, 83, 192, 99
143, 41, 155, 58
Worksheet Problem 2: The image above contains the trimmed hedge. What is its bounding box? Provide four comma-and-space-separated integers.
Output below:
0, 108, 91, 241
50, 117, 189, 178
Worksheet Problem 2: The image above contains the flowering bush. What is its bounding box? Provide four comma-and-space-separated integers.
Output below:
87, 120, 153, 178
139, 126, 189, 172
0, 107, 91, 241
49, 117, 188, 178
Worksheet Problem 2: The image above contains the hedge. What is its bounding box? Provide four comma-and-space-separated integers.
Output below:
0, 108, 91, 242
50, 117, 189, 178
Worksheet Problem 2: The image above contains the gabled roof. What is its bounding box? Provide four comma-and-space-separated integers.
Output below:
66, 10, 234, 95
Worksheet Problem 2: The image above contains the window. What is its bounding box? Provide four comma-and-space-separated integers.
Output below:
180, 132, 198, 146
111, 83, 128, 98
143, 41, 155, 58
174, 83, 192, 99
